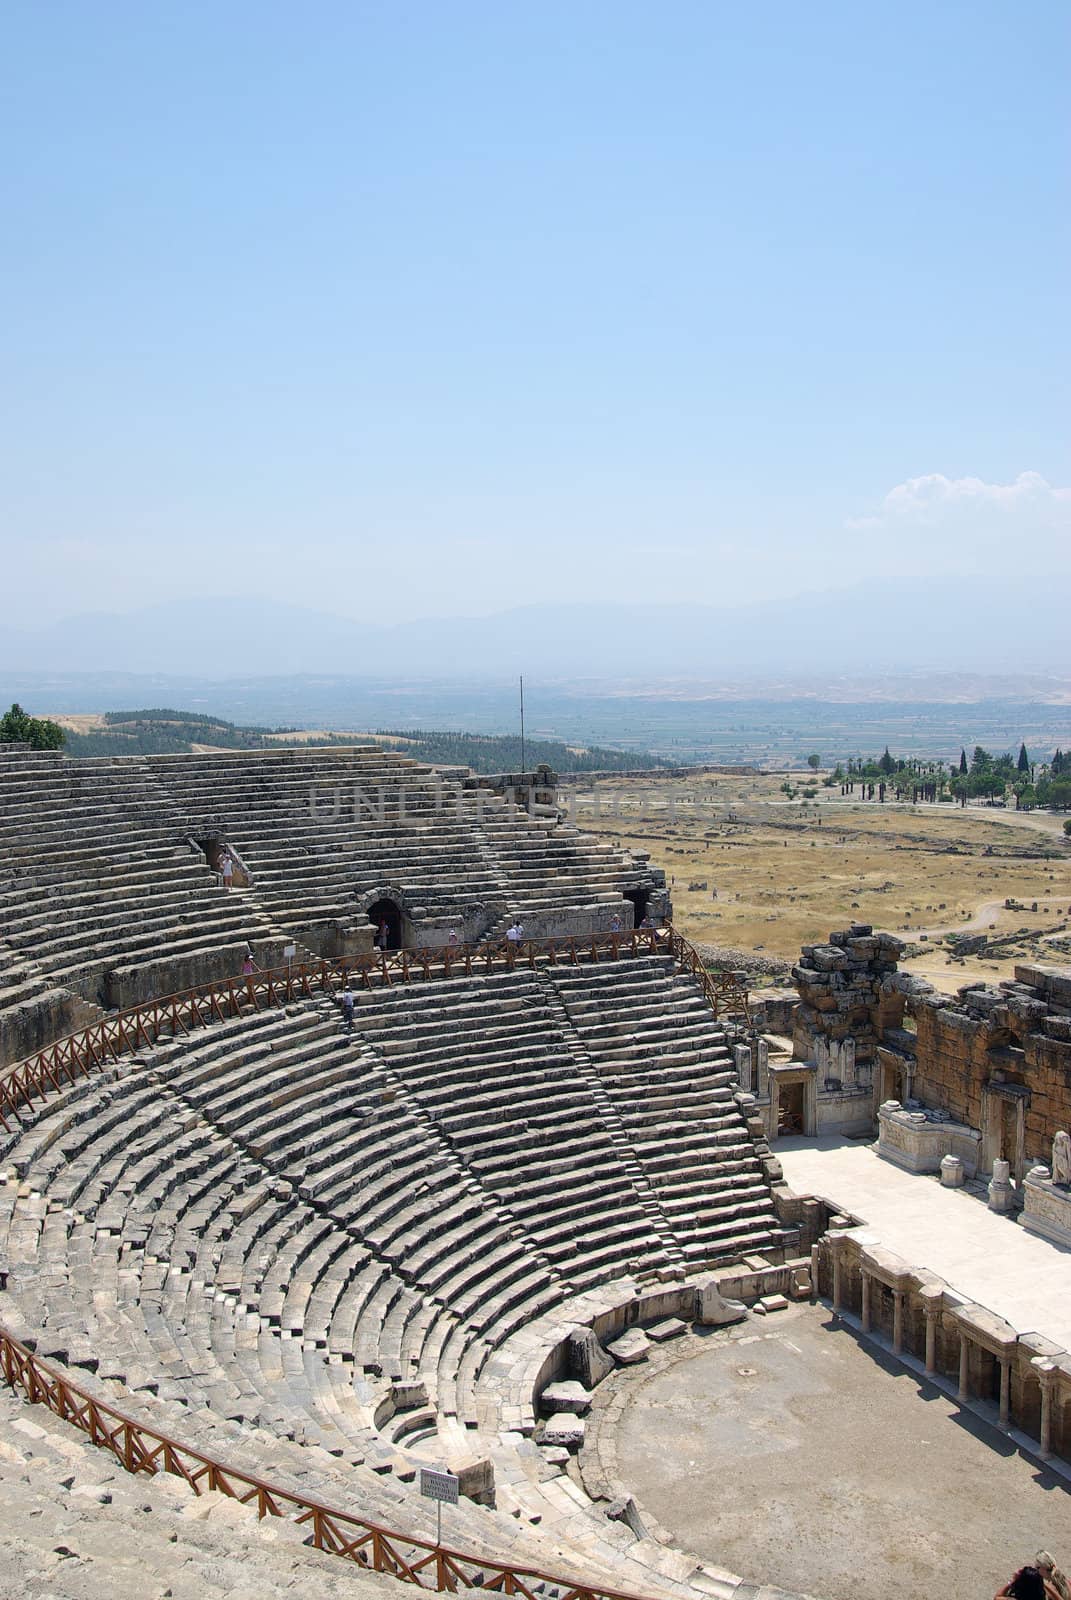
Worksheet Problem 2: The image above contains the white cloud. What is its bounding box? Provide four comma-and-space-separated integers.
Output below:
848, 470, 1071, 529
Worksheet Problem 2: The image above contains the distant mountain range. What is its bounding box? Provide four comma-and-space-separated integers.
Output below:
3, 574, 1069, 679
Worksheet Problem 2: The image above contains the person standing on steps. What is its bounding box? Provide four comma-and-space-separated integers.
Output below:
376, 919, 390, 952
506, 921, 522, 944
339, 984, 355, 1032
241, 949, 257, 979
220, 851, 234, 891
447, 928, 459, 948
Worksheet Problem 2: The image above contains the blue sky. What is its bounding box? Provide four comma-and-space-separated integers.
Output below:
3, 1, 1068, 625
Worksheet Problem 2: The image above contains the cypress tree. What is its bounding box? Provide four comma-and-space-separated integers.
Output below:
1017, 742, 1030, 773
959, 749, 968, 775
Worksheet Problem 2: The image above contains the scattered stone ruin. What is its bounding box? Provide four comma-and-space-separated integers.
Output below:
746, 925, 1071, 1189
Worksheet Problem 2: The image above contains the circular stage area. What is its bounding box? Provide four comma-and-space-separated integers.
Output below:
606, 1304, 1067, 1600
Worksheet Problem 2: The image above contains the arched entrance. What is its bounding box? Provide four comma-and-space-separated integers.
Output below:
367, 898, 403, 951
623, 889, 650, 928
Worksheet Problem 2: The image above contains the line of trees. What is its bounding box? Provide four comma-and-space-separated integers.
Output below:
831, 743, 1071, 812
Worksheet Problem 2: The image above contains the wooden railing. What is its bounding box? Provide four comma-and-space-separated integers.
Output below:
0, 1323, 657, 1600
0, 927, 749, 1596
0, 927, 747, 1131
664, 926, 752, 1027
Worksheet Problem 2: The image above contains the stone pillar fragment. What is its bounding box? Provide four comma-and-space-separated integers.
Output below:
732, 1044, 752, 1093
988, 1159, 1016, 1215
998, 1359, 1011, 1428
1032, 1359, 1056, 1459
754, 1037, 769, 1097
920, 1285, 943, 1375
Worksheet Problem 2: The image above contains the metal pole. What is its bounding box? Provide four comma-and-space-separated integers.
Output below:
519, 675, 525, 776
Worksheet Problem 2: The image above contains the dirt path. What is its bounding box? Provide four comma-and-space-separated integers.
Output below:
915, 897, 1006, 939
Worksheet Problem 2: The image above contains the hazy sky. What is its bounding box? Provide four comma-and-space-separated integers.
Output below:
3, 2, 1068, 626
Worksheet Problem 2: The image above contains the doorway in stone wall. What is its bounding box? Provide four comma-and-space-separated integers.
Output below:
624, 889, 650, 927
778, 1080, 806, 1136
367, 898, 403, 951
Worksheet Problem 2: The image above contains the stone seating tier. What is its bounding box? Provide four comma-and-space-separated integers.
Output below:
143, 748, 655, 932
0, 754, 287, 1010
0, 954, 785, 1599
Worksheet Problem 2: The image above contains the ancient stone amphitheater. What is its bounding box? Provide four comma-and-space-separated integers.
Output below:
0, 745, 827, 1599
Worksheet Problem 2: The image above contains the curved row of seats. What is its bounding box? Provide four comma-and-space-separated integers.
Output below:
144, 748, 654, 935
0, 749, 283, 1014
0, 957, 783, 1598
548, 962, 780, 1265
0, 1015, 688, 1590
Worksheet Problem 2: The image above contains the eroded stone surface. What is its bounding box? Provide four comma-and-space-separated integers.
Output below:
540, 1379, 592, 1415
606, 1328, 651, 1365
541, 1412, 586, 1449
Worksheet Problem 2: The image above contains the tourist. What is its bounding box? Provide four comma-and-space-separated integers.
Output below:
241, 950, 257, 979
447, 928, 459, 947
995, 1568, 1046, 1600
610, 915, 622, 934
339, 984, 354, 1031
1036, 1555, 1071, 1600
220, 852, 234, 890
506, 921, 523, 944
376, 919, 389, 952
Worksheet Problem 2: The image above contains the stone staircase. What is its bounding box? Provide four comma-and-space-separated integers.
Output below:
548, 958, 785, 1268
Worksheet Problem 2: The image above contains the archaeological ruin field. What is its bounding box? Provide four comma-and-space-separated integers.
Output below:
576, 770, 1071, 991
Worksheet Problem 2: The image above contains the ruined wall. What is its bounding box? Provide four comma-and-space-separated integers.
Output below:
791, 924, 904, 1068
906, 963, 1071, 1169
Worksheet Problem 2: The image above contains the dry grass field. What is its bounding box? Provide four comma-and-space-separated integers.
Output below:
575, 771, 1071, 993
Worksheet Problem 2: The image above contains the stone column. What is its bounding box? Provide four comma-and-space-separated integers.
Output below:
988, 1158, 1016, 1214
998, 1358, 1011, 1428
754, 1037, 769, 1098
860, 1269, 871, 1333
921, 1286, 943, 1376
1032, 1359, 1057, 1459
830, 1239, 845, 1313
841, 1037, 856, 1089
733, 1044, 753, 1093
958, 1332, 970, 1403
892, 1290, 904, 1355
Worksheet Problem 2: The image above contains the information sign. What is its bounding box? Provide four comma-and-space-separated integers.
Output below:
419, 1468, 459, 1505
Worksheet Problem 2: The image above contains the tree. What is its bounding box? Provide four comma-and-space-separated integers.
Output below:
878, 746, 896, 776
1038, 777, 1071, 811
806, 753, 820, 771
959, 749, 968, 775
1017, 742, 1030, 774
0, 703, 65, 751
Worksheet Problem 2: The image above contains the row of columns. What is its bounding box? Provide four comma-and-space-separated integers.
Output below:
828, 1242, 1057, 1453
